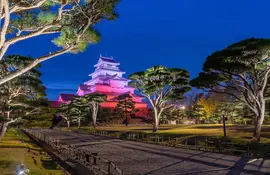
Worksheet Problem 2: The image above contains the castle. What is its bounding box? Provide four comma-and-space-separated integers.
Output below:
51, 55, 149, 117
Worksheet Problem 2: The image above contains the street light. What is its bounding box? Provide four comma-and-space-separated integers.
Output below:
180, 106, 185, 110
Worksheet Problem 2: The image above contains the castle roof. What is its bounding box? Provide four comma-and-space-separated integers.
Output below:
100, 57, 118, 63
59, 93, 74, 102
78, 84, 91, 91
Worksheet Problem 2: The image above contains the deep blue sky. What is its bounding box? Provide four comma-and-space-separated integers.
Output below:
7, 0, 270, 100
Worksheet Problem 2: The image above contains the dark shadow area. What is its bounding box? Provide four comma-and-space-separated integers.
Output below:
0, 160, 14, 168
226, 157, 267, 175
143, 151, 206, 175
121, 145, 229, 169
226, 157, 250, 175
41, 159, 59, 170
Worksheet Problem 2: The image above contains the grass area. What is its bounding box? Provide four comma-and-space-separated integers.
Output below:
0, 128, 67, 175
77, 124, 270, 142
68, 124, 270, 154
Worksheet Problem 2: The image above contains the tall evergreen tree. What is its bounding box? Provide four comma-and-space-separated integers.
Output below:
116, 94, 135, 126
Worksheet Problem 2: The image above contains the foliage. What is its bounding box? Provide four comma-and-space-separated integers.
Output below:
197, 93, 220, 120
191, 38, 270, 141
185, 93, 204, 122
69, 96, 89, 128
216, 100, 244, 124
0, 55, 48, 118
116, 94, 135, 125
129, 65, 191, 132
161, 106, 186, 123
0, 0, 120, 85
70, 94, 106, 127
0, 55, 48, 140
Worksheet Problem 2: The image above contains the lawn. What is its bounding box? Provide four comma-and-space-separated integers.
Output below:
81, 124, 268, 138
0, 128, 67, 175
73, 124, 270, 144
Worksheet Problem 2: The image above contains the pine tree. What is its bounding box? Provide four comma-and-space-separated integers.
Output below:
116, 94, 135, 126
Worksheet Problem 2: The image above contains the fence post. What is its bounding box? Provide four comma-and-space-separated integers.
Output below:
92, 153, 98, 165
107, 162, 111, 175
247, 143, 250, 156
218, 141, 222, 153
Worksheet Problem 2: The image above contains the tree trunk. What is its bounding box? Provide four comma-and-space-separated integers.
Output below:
253, 112, 265, 142
67, 121, 70, 128
78, 119, 81, 128
6, 111, 10, 120
252, 99, 265, 142
92, 104, 99, 129
153, 108, 159, 132
0, 122, 8, 141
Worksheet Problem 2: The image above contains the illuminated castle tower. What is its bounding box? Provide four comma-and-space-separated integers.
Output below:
53, 55, 149, 117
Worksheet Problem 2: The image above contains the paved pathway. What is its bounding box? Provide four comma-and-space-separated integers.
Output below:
35, 129, 270, 175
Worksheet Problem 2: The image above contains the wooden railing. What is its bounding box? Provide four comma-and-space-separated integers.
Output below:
23, 129, 124, 175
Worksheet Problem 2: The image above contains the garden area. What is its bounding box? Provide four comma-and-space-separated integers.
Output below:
0, 128, 67, 175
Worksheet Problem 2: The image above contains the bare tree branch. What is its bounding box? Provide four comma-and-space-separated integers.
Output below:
0, 0, 10, 48
3, 0, 47, 19
6, 117, 22, 125
0, 46, 74, 85
0, 25, 56, 60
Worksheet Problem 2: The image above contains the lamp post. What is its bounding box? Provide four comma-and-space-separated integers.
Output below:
222, 115, 226, 137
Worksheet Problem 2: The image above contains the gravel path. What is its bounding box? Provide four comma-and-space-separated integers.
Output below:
35, 129, 270, 175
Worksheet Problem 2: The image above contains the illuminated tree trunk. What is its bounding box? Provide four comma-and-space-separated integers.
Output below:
0, 122, 8, 141
153, 108, 159, 132
153, 108, 164, 132
253, 97, 265, 142
0, 117, 21, 141
6, 111, 10, 120
92, 103, 99, 128
67, 120, 70, 128
78, 119, 81, 128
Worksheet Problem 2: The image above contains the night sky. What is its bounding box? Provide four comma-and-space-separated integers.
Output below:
6, 0, 270, 100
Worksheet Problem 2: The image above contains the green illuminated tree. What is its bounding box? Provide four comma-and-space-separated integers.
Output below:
58, 103, 71, 128
191, 38, 270, 142
161, 106, 186, 123
72, 94, 106, 128
0, 0, 120, 85
0, 55, 47, 140
129, 66, 191, 132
